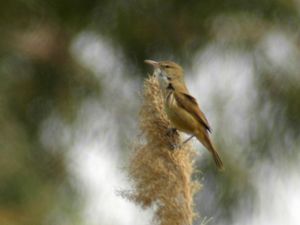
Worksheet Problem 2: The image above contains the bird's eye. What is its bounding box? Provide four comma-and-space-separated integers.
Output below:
162, 64, 171, 69
167, 76, 171, 80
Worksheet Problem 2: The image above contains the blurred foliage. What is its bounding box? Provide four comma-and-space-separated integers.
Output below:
0, 0, 300, 224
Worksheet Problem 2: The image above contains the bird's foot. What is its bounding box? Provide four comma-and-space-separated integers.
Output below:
170, 135, 195, 150
170, 143, 181, 150
166, 128, 178, 137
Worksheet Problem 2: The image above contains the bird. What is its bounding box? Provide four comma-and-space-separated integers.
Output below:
144, 59, 224, 170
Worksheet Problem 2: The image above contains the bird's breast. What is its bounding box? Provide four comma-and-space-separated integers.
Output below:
164, 91, 198, 134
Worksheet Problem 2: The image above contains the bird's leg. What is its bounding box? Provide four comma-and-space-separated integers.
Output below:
182, 135, 195, 145
171, 135, 195, 150
166, 129, 194, 149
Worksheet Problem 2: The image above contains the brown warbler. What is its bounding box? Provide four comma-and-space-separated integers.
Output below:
145, 59, 224, 170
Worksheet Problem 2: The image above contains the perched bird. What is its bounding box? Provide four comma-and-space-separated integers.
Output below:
144, 59, 224, 170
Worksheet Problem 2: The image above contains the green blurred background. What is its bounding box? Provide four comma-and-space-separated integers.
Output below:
1, 0, 300, 225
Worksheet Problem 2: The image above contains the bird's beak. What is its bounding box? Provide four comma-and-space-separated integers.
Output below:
144, 59, 159, 68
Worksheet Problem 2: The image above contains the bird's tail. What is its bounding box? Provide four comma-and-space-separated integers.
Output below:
211, 147, 224, 171
195, 132, 224, 171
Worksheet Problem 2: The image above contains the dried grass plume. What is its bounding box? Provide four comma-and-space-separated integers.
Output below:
125, 75, 201, 225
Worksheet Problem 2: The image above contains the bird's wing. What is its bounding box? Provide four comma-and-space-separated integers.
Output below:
174, 91, 211, 132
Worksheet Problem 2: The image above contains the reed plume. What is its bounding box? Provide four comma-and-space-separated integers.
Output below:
125, 75, 200, 225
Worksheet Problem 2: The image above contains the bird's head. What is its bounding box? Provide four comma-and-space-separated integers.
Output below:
144, 60, 184, 88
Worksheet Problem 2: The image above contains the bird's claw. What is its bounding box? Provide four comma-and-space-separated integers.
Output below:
170, 143, 181, 150
166, 128, 178, 137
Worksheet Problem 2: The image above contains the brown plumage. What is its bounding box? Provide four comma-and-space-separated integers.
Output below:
144, 60, 224, 170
